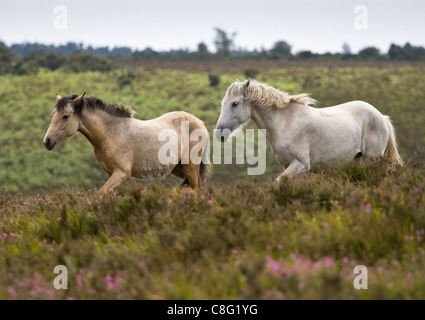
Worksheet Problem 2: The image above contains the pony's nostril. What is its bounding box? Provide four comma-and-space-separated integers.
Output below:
220, 136, 224, 142
45, 138, 50, 147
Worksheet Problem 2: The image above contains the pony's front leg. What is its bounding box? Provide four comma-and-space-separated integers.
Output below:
98, 169, 130, 194
274, 159, 310, 183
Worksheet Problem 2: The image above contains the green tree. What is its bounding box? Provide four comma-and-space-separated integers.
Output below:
214, 28, 236, 55
358, 46, 381, 60
39, 52, 66, 70
0, 41, 12, 74
270, 41, 291, 58
388, 44, 405, 60
63, 52, 114, 72
342, 42, 351, 55
197, 42, 208, 54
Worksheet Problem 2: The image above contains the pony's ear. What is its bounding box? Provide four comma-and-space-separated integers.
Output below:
56, 94, 62, 101
73, 92, 86, 106
241, 79, 251, 96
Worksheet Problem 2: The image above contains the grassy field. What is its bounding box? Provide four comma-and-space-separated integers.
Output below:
1, 62, 425, 299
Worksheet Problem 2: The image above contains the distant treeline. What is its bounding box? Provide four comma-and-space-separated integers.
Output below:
1, 28, 425, 75
5, 40, 425, 61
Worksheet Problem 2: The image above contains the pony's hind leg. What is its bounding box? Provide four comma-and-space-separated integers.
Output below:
171, 164, 189, 186
181, 163, 201, 189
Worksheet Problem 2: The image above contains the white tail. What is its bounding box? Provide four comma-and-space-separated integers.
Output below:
384, 116, 404, 166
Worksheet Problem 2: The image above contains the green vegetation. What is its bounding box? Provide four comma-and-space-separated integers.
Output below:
0, 160, 424, 299
208, 73, 220, 87
0, 62, 425, 299
243, 67, 260, 79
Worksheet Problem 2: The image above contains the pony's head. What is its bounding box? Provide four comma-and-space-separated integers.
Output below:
215, 79, 252, 142
215, 79, 317, 142
43, 93, 85, 150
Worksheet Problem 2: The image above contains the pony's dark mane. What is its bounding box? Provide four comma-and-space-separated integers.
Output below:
55, 95, 135, 118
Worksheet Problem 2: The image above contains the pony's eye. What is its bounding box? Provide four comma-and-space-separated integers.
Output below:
232, 102, 239, 107
63, 115, 70, 120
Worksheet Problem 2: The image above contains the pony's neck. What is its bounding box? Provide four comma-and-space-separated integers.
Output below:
78, 110, 127, 150
250, 104, 285, 139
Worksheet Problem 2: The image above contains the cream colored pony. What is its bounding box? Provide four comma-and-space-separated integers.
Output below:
43, 93, 211, 193
215, 79, 404, 182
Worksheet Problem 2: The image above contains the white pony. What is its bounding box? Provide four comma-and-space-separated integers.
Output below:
215, 79, 403, 183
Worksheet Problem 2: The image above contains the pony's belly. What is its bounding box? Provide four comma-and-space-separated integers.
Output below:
132, 162, 175, 179
309, 141, 359, 167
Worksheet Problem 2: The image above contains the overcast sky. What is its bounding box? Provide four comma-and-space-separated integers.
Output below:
0, 0, 424, 53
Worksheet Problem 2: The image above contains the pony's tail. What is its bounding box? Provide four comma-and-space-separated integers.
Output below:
384, 116, 404, 166
200, 136, 212, 184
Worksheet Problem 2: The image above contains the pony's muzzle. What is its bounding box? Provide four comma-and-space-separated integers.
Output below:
43, 138, 56, 150
215, 127, 231, 143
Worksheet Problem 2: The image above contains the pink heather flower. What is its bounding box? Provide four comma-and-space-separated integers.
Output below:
7, 273, 13, 279
362, 203, 371, 214
76, 276, 84, 288
322, 222, 330, 228
413, 187, 419, 193
200, 195, 205, 200
265, 289, 284, 299
231, 249, 238, 255
266, 245, 271, 251
0, 221, 3, 226
141, 187, 147, 195
271, 261, 280, 273
208, 200, 213, 205
20, 278, 31, 287
106, 282, 114, 291
322, 256, 336, 268
10, 220, 13, 224
131, 289, 138, 295
33, 273, 41, 286
7, 286, 16, 297
2, 233, 7, 238
276, 244, 283, 250
43, 239, 47, 243
167, 199, 172, 204
342, 257, 349, 264
9, 233, 17, 238
407, 272, 413, 279
66, 297, 76, 300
